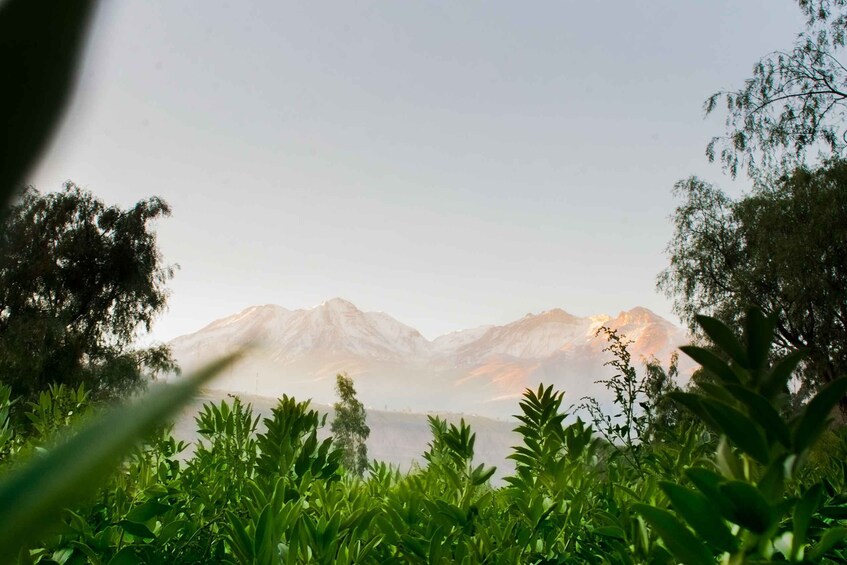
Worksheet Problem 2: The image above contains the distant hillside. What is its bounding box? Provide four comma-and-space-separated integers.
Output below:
169, 298, 692, 418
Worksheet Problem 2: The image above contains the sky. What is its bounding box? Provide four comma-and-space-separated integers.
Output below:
28, 1, 805, 343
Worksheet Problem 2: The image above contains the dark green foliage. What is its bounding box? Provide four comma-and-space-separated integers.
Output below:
0, 183, 177, 400
0, 353, 240, 562
330, 373, 370, 477
659, 161, 847, 415
637, 308, 847, 563
705, 0, 847, 178
2, 327, 846, 563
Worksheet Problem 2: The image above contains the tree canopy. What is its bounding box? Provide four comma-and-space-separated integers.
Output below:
330, 373, 370, 477
706, 0, 847, 178
658, 159, 847, 411
0, 183, 176, 400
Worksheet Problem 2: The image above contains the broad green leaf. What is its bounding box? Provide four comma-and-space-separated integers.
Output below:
756, 458, 786, 501
0, 0, 100, 209
716, 437, 745, 480
808, 526, 847, 561
696, 315, 749, 368
225, 511, 254, 564
0, 353, 240, 560
724, 384, 791, 448
719, 481, 774, 534
471, 463, 496, 486
667, 392, 720, 430
125, 500, 170, 523
680, 346, 740, 384
701, 398, 770, 464
744, 307, 775, 374
633, 504, 715, 565
117, 520, 155, 540
793, 378, 847, 452
107, 547, 141, 565
660, 481, 737, 553
792, 484, 823, 560
761, 349, 806, 398
595, 526, 626, 540
697, 382, 738, 405
69, 542, 102, 565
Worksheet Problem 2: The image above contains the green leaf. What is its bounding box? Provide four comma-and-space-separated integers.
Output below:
744, 307, 775, 374
719, 481, 775, 534
117, 520, 155, 540
0, 353, 241, 560
701, 398, 771, 464
660, 482, 737, 553
107, 547, 141, 565
595, 526, 626, 540
125, 501, 170, 523
69, 542, 102, 565
716, 437, 745, 481
761, 349, 806, 398
633, 504, 715, 565
680, 346, 740, 384
724, 384, 791, 448
697, 382, 738, 405
471, 463, 496, 486
793, 378, 847, 452
792, 484, 823, 560
0, 0, 100, 209
667, 392, 720, 430
696, 315, 749, 368
808, 526, 847, 561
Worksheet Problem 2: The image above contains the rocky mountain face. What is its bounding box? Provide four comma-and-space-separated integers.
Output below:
169, 298, 691, 418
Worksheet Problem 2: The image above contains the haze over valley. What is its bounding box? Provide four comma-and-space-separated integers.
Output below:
170, 297, 691, 419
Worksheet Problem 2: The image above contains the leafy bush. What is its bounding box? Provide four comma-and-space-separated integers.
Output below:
0, 313, 845, 563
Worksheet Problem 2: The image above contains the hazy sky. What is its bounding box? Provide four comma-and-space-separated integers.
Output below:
29, 1, 804, 342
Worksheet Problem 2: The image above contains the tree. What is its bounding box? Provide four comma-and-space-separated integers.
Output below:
658, 159, 847, 415
705, 0, 847, 178
0, 182, 176, 400
330, 373, 370, 477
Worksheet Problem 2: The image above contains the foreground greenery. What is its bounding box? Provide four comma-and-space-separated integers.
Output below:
1, 311, 845, 564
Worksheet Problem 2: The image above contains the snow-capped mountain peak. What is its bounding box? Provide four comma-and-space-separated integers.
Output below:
168, 299, 690, 418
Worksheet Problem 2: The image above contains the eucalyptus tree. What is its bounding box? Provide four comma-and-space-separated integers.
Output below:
0, 183, 176, 399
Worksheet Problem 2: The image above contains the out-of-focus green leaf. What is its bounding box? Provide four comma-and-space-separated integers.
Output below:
716, 436, 745, 480
793, 378, 847, 453
107, 547, 141, 565
724, 384, 790, 448
680, 346, 739, 384
744, 307, 775, 374
660, 481, 737, 553
0, 353, 240, 560
697, 382, 738, 405
701, 398, 770, 464
695, 315, 749, 368
807, 526, 847, 561
719, 481, 774, 534
667, 392, 719, 431
0, 0, 100, 209
125, 500, 170, 523
117, 520, 155, 540
633, 504, 714, 565
792, 484, 823, 560
761, 350, 806, 398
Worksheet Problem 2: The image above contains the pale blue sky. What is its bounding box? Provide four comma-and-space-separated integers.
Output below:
30, 1, 804, 341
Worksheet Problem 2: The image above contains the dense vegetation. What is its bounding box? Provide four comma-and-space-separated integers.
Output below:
0, 184, 176, 401
1, 311, 846, 563
1, 0, 846, 562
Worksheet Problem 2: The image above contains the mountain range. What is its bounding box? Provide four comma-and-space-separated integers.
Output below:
169, 298, 691, 418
